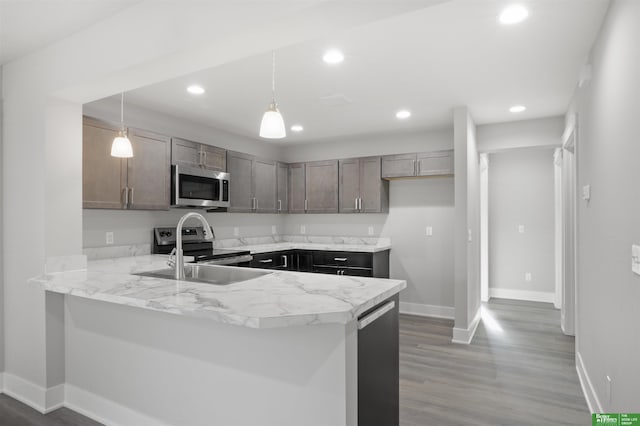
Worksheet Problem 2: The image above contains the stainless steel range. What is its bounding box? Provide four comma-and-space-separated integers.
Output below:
152, 226, 252, 266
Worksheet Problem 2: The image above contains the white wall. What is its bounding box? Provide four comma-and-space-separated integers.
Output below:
571, 0, 640, 412
476, 116, 564, 153
0, 66, 4, 372
452, 107, 481, 343
488, 148, 556, 299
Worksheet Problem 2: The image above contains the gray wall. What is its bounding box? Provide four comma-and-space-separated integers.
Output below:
572, 0, 640, 412
488, 148, 555, 294
0, 66, 4, 372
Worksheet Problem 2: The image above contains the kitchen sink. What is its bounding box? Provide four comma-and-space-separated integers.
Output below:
134, 264, 271, 285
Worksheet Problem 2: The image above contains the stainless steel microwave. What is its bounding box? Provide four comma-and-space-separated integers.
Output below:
171, 165, 230, 208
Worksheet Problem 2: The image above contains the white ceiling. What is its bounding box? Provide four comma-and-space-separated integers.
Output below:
0, 0, 140, 65
3, 0, 609, 144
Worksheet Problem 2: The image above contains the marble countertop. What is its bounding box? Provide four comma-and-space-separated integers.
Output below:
30, 255, 405, 329
240, 241, 392, 254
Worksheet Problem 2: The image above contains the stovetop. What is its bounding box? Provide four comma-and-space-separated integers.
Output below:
152, 226, 250, 259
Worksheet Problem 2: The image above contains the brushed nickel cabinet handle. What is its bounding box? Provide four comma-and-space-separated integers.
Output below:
259, 259, 273, 263
413, 159, 416, 176
129, 187, 134, 206
278, 199, 282, 211
334, 257, 348, 262
281, 255, 287, 268
304, 199, 308, 211
417, 160, 421, 175
123, 187, 129, 207
355, 198, 358, 210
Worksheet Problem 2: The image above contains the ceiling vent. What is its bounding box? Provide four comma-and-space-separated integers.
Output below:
319, 94, 353, 107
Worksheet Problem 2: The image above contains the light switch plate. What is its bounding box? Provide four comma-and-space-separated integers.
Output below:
233, 227, 239, 237
632, 245, 640, 275
105, 232, 114, 245
518, 225, 525, 234
368, 226, 374, 236
582, 185, 591, 201
525, 272, 532, 282
426, 226, 433, 236
467, 229, 472, 242
300, 225, 306, 235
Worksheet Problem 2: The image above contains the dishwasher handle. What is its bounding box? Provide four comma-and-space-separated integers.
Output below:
358, 301, 395, 330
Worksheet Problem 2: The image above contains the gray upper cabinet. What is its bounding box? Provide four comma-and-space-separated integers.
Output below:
126, 128, 171, 210
82, 117, 170, 210
382, 150, 453, 178
381, 153, 417, 178
276, 162, 289, 213
83, 117, 127, 209
171, 137, 226, 171
359, 156, 388, 213
339, 158, 360, 213
305, 160, 339, 213
227, 151, 254, 212
253, 158, 277, 213
288, 163, 306, 213
339, 157, 388, 213
416, 150, 454, 176
227, 151, 277, 213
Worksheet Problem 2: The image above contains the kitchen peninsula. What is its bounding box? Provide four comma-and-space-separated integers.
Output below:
31, 252, 405, 426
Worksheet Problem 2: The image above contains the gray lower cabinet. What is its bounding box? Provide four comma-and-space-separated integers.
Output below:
288, 163, 306, 213
339, 157, 388, 213
227, 151, 276, 213
83, 117, 170, 210
171, 137, 226, 171
305, 160, 339, 213
276, 162, 289, 213
381, 150, 453, 178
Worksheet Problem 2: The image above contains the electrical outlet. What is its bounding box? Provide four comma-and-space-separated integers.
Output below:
426, 226, 433, 236
368, 226, 374, 236
525, 272, 532, 282
233, 227, 239, 237
467, 229, 472, 242
300, 225, 306, 235
518, 225, 525, 234
105, 232, 114, 245
271, 225, 277, 235
582, 185, 591, 201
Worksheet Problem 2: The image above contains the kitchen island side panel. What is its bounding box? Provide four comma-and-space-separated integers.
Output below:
64, 296, 356, 426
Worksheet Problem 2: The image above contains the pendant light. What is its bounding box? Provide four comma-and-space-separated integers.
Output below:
259, 52, 286, 139
111, 92, 133, 158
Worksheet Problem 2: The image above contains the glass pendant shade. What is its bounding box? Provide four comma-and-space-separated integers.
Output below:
111, 92, 134, 158
260, 102, 286, 139
111, 131, 133, 158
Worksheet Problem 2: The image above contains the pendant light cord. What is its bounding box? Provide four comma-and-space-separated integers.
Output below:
271, 51, 276, 103
120, 92, 125, 132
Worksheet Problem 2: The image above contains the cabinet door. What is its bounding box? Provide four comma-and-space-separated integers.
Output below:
201, 144, 227, 171
381, 153, 416, 178
288, 163, 306, 213
360, 156, 388, 213
227, 151, 254, 212
171, 137, 201, 168
82, 117, 126, 209
253, 158, 277, 213
416, 149, 454, 176
276, 162, 289, 213
127, 128, 170, 210
339, 158, 360, 213
305, 160, 338, 213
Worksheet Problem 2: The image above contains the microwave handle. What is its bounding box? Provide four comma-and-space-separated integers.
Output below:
129, 187, 134, 206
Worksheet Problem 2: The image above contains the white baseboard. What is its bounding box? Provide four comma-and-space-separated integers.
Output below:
452, 308, 481, 344
1, 372, 64, 413
576, 351, 602, 413
399, 302, 454, 319
489, 288, 556, 304
65, 383, 170, 426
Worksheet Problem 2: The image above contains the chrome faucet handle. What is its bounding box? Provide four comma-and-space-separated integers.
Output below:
167, 247, 177, 268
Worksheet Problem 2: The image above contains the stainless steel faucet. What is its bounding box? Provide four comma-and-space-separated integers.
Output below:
173, 212, 214, 280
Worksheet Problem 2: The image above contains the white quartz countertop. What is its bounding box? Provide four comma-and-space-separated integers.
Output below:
30, 255, 405, 329
240, 241, 392, 254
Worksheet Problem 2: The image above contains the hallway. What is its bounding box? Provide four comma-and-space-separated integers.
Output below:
400, 299, 588, 425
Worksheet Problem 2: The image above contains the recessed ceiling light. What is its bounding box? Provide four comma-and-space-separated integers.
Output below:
323, 49, 344, 64
499, 5, 529, 25
291, 124, 304, 132
396, 110, 411, 119
187, 85, 205, 95
509, 105, 526, 113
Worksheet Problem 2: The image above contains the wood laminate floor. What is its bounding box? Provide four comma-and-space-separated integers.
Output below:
400, 298, 589, 426
0, 298, 588, 426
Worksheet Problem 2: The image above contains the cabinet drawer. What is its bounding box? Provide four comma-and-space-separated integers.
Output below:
312, 251, 372, 268
313, 266, 373, 277
250, 252, 288, 269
